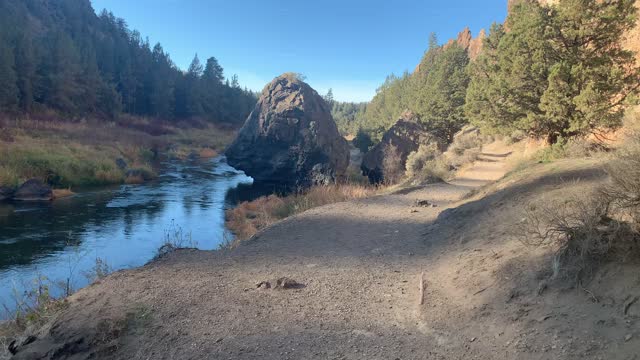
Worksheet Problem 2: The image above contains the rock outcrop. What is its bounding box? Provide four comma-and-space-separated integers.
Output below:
415, 27, 485, 74
0, 186, 14, 201
225, 74, 349, 188
13, 179, 53, 201
361, 111, 440, 184
445, 27, 485, 61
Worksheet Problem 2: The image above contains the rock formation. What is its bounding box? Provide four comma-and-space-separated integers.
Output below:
225, 74, 349, 188
361, 111, 441, 184
415, 27, 485, 74
445, 27, 485, 61
13, 179, 53, 201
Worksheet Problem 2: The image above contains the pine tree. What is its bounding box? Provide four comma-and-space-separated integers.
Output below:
187, 54, 204, 78
465, 2, 550, 138
428, 32, 438, 50
14, 32, 35, 112
417, 44, 470, 143
0, 41, 19, 110
203, 57, 224, 84
324, 88, 334, 106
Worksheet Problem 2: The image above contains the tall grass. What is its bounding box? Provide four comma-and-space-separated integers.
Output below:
225, 184, 375, 244
0, 117, 236, 188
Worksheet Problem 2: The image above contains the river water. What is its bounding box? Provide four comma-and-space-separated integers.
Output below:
0, 156, 266, 317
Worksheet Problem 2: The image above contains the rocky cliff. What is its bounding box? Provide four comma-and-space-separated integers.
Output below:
414, 27, 485, 74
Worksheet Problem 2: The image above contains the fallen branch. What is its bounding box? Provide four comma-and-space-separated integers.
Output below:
418, 272, 425, 305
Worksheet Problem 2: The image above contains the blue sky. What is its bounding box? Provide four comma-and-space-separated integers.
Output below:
91, 0, 507, 102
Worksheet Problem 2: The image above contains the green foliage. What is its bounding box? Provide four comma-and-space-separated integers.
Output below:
356, 40, 471, 145
361, 73, 413, 142
353, 128, 374, 153
331, 101, 368, 135
413, 44, 470, 143
466, 0, 640, 143
536, 137, 595, 162
405, 143, 441, 178
0, 0, 257, 123
0, 40, 19, 110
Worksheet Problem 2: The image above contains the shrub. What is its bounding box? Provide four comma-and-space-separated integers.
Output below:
405, 143, 440, 178
604, 133, 640, 227
382, 144, 404, 185
442, 126, 486, 170
506, 129, 526, 144
155, 222, 198, 259
520, 191, 635, 281
225, 184, 375, 244
405, 143, 450, 183
537, 137, 600, 162
522, 136, 640, 282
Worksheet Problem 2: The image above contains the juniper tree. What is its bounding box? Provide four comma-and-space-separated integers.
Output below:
466, 0, 640, 143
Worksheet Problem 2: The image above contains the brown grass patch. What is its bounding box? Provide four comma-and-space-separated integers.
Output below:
52, 188, 75, 199
198, 148, 218, 158
0, 116, 236, 188
124, 175, 145, 184
225, 184, 376, 245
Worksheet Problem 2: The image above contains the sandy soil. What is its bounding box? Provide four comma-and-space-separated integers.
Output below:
7, 142, 640, 359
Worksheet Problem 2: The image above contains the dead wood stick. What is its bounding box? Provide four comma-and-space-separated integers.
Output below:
418, 272, 425, 305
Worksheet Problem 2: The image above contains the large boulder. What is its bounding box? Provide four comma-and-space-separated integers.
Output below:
361, 111, 441, 184
225, 74, 349, 188
14, 179, 53, 201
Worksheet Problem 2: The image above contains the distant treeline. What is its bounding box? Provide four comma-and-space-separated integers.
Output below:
331, 33, 470, 145
340, 0, 639, 148
323, 89, 368, 136
0, 0, 257, 124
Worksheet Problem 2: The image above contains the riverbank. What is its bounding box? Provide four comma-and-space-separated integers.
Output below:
225, 184, 377, 244
0, 117, 236, 192
6, 140, 640, 359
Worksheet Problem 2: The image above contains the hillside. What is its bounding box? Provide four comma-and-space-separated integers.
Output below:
0, 0, 256, 123
6, 141, 638, 359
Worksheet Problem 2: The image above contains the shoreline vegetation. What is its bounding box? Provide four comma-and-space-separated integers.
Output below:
0, 116, 236, 194
224, 183, 377, 245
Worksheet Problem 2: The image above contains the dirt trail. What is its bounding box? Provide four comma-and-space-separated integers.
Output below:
10, 142, 640, 359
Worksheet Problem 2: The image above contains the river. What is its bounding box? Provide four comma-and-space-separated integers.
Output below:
0, 156, 267, 318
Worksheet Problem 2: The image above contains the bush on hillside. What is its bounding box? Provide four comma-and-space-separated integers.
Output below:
442, 125, 488, 170
537, 137, 603, 163
520, 191, 635, 281
405, 144, 450, 184
604, 133, 640, 227
523, 138, 640, 282
382, 144, 404, 185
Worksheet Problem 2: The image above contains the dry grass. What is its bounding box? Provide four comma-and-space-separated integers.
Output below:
521, 134, 640, 282
442, 125, 490, 170
382, 144, 404, 185
225, 184, 376, 244
198, 148, 218, 158
52, 188, 75, 199
405, 143, 451, 184
0, 117, 235, 188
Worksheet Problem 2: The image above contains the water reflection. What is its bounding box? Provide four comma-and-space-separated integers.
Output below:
0, 156, 261, 315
